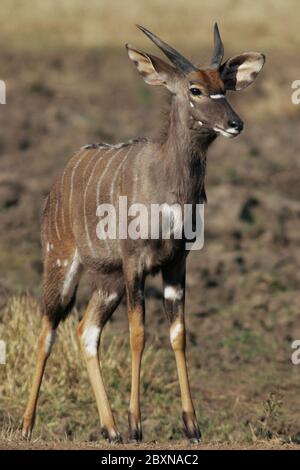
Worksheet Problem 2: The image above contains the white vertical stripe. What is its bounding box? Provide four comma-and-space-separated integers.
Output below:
94, 147, 124, 254
69, 149, 89, 227
54, 199, 61, 241
83, 148, 112, 255
130, 151, 141, 204
107, 146, 133, 253
110, 146, 133, 204
60, 170, 66, 235
96, 147, 124, 204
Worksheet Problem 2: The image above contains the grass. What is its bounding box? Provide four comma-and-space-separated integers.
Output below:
0, 296, 299, 446
0, 296, 183, 442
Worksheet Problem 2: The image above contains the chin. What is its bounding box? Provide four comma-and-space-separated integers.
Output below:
214, 127, 240, 138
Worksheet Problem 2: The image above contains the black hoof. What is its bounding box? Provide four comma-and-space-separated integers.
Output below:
128, 411, 143, 442
129, 428, 143, 443
182, 411, 201, 444
101, 427, 123, 444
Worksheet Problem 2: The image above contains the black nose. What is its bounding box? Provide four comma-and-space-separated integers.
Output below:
228, 120, 243, 132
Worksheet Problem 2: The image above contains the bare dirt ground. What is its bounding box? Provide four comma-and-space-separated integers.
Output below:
1, 0, 300, 451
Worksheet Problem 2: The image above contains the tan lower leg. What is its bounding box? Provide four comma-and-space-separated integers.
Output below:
128, 308, 145, 440
78, 301, 120, 441
170, 319, 194, 412
22, 317, 55, 439
84, 355, 119, 439
170, 318, 200, 441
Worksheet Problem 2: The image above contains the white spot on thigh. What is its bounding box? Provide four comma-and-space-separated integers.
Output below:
50, 244, 54, 250
56, 259, 61, 267
45, 330, 56, 355
82, 324, 101, 357
46, 243, 50, 252
61, 249, 82, 305
63, 260, 68, 267
170, 321, 184, 344
164, 286, 183, 301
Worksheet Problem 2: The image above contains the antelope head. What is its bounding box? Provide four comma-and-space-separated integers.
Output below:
126, 23, 265, 138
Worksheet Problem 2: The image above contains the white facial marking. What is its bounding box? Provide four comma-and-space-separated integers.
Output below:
190, 101, 194, 108
82, 325, 101, 357
45, 330, 56, 355
210, 94, 225, 99
164, 286, 184, 301
198, 120, 203, 127
46, 242, 50, 252
170, 322, 184, 344
61, 249, 82, 304
213, 127, 239, 138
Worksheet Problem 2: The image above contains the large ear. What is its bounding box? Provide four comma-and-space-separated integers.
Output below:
220, 52, 265, 91
126, 44, 176, 88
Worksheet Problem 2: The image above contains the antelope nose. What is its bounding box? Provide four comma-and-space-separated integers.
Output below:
228, 120, 243, 132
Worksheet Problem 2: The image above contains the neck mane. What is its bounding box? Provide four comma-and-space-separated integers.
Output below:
160, 94, 216, 204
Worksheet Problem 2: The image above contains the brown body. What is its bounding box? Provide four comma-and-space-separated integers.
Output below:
22, 24, 265, 443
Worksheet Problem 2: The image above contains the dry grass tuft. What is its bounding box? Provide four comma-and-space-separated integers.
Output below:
0, 296, 181, 442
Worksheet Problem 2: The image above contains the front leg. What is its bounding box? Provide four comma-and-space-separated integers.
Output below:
162, 262, 201, 443
124, 267, 145, 442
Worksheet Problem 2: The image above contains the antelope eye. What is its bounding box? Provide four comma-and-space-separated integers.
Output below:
190, 87, 202, 96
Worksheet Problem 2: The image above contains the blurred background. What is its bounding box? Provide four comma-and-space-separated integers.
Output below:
0, 0, 300, 448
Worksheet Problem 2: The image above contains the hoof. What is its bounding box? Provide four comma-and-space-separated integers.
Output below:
128, 411, 143, 442
182, 411, 201, 443
21, 418, 33, 441
128, 428, 143, 443
189, 436, 201, 445
101, 427, 123, 444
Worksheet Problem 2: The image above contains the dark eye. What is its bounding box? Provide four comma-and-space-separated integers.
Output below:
190, 87, 202, 96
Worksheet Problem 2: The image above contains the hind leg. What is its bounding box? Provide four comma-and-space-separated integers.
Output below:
22, 315, 56, 439
77, 275, 124, 442
22, 248, 82, 439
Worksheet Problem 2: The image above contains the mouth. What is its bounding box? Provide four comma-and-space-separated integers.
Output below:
213, 126, 240, 138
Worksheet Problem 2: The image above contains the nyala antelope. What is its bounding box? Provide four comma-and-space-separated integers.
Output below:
22, 24, 265, 443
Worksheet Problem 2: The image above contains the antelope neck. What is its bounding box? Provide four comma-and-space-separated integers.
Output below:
160, 94, 214, 203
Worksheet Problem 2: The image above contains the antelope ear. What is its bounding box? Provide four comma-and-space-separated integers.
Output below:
126, 44, 176, 88
220, 52, 265, 91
